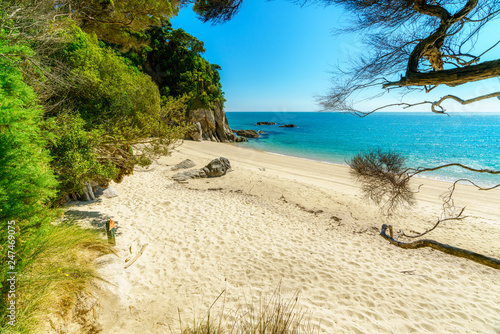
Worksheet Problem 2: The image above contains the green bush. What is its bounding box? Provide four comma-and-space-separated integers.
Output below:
0, 39, 57, 234
125, 23, 226, 111
44, 113, 118, 196
41, 25, 187, 195
0, 38, 58, 329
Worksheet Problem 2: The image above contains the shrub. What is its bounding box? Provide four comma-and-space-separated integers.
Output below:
44, 113, 118, 197
0, 37, 59, 329
348, 149, 414, 212
0, 39, 57, 237
42, 25, 188, 196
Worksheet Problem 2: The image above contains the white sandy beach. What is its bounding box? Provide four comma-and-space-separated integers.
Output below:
69, 140, 500, 333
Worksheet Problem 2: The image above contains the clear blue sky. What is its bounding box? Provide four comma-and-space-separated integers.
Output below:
171, 1, 500, 112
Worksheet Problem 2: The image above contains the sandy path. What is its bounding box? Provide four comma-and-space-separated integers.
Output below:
69, 141, 500, 333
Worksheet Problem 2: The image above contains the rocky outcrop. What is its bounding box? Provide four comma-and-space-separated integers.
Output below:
171, 159, 196, 171
185, 103, 245, 142
256, 122, 276, 125
172, 157, 231, 181
233, 129, 260, 138
279, 124, 298, 128
187, 122, 203, 141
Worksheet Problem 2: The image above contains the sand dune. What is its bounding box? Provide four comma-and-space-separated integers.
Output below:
70, 140, 500, 333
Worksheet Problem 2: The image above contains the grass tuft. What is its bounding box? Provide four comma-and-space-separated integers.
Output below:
181, 287, 319, 334
1, 222, 114, 334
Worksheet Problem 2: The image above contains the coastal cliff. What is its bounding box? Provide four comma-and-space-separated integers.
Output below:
186, 103, 243, 142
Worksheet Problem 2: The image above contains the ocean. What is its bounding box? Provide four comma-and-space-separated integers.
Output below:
226, 112, 500, 186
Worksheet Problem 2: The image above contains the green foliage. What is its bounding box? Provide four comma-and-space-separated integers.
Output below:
44, 113, 118, 195
78, 0, 178, 47
0, 39, 57, 232
191, 0, 244, 25
36, 25, 189, 195
136, 23, 226, 111
0, 37, 60, 331
1, 0, 179, 48
61, 26, 162, 130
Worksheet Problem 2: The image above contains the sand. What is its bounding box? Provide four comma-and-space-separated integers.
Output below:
68, 140, 500, 333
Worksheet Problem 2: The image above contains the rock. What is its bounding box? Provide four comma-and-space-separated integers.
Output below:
78, 182, 95, 201
172, 157, 231, 181
93, 185, 104, 197
172, 169, 205, 181
233, 129, 260, 138
256, 122, 276, 125
185, 103, 240, 142
102, 186, 119, 198
187, 108, 218, 141
187, 122, 203, 141
204, 157, 231, 177
171, 159, 196, 171
258, 131, 264, 134
279, 124, 298, 128
214, 103, 239, 142
235, 136, 248, 142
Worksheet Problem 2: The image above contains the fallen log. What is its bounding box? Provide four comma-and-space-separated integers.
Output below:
380, 224, 500, 270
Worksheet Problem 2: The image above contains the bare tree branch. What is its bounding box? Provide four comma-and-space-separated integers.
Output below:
384, 59, 500, 88
380, 224, 500, 270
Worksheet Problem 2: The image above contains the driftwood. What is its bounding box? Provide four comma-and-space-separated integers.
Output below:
124, 243, 148, 269
125, 244, 133, 263
380, 224, 500, 270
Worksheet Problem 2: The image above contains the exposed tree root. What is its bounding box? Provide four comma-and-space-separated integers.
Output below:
380, 224, 500, 270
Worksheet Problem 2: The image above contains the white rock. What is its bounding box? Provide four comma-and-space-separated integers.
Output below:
103, 186, 119, 198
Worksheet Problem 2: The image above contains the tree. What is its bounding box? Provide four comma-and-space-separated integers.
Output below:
42, 25, 190, 196
1, 0, 181, 47
0, 37, 59, 305
184, 0, 500, 115
130, 22, 226, 111
348, 149, 500, 270
1, 2, 190, 198
312, 0, 500, 115
0, 38, 57, 232
182, 0, 244, 25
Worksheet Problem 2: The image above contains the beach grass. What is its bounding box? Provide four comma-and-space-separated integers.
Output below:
180, 289, 319, 334
0, 223, 114, 334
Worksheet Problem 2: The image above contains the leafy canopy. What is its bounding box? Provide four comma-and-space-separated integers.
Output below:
126, 23, 225, 111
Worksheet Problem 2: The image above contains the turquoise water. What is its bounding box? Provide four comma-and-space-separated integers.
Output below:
226, 112, 500, 186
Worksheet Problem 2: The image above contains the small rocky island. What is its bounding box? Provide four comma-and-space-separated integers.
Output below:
233, 129, 260, 138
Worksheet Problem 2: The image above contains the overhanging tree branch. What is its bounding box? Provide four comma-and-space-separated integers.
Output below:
384, 59, 500, 88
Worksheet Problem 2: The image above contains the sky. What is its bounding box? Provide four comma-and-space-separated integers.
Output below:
171, 0, 500, 112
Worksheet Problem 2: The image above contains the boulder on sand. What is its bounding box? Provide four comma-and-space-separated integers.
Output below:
172, 157, 231, 182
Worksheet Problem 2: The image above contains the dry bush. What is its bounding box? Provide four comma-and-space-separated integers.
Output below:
348, 149, 414, 212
